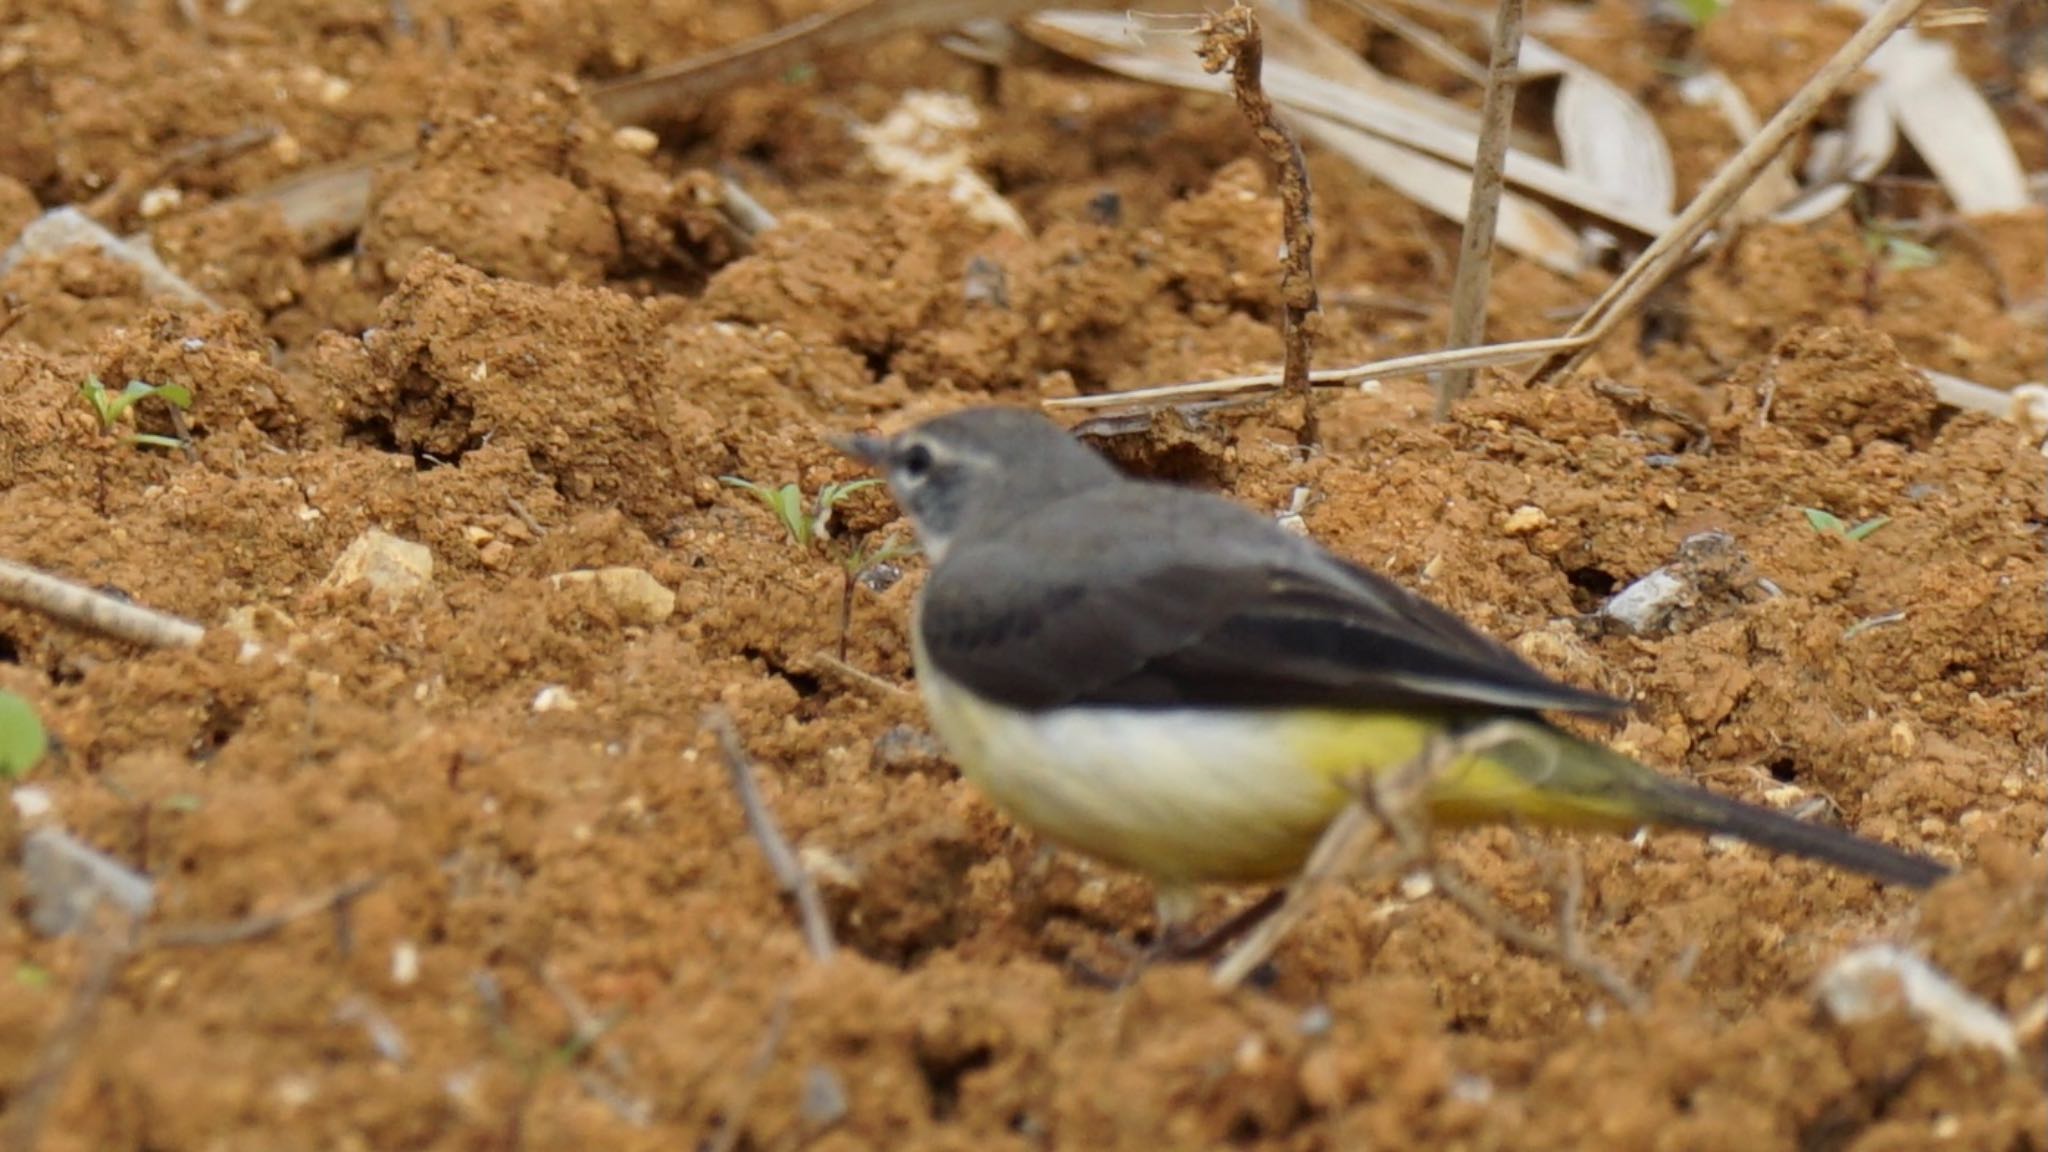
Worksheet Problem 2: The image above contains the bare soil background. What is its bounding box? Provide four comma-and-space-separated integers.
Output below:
0, 1, 2044, 1149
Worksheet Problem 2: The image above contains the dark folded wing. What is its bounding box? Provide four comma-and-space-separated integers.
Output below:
919, 492, 1626, 716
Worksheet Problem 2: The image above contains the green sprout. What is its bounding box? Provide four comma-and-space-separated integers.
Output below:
80, 375, 193, 451
1673, 0, 1726, 26
1861, 223, 1939, 272
721, 475, 920, 657
0, 690, 47, 780
1803, 508, 1890, 542
720, 476, 885, 549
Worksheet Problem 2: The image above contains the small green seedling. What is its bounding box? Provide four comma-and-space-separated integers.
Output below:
722, 475, 920, 657
80, 375, 193, 451
14, 964, 51, 989
1803, 508, 1890, 542
1674, 0, 1726, 26
720, 476, 885, 549
1861, 224, 1939, 272
0, 689, 47, 779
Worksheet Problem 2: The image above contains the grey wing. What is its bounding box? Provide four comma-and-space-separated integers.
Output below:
917, 490, 1626, 716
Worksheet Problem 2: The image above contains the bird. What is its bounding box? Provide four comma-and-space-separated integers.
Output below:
832, 406, 1949, 950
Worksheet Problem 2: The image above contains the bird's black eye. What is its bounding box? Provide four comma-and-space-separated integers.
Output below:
900, 442, 935, 479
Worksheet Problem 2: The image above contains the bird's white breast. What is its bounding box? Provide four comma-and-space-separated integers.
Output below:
912, 637, 1351, 884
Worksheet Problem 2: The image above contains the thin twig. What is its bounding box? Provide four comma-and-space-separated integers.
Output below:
1521, 0, 1931, 387
2, 911, 138, 1152
0, 558, 206, 649
1435, 0, 1524, 417
1408, 841, 1646, 1012
705, 708, 837, 963
1042, 333, 1588, 415
1339, 0, 1488, 86
718, 175, 781, 241
538, 965, 651, 1126
150, 877, 380, 948
1589, 378, 1711, 452
706, 992, 793, 1152
1199, 4, 1321, 444
505, 497, 548, 539
807, 651, 909, 699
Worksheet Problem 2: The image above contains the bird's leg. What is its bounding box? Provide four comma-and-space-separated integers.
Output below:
1063, 884, 1286, 987
1165, 889, 1288, 961
1062, 886, 1191, 989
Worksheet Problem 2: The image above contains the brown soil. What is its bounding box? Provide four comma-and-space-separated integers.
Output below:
2, 2, 2045, 1150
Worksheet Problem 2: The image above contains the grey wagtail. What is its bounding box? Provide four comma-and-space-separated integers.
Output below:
833, 408, 1948, 941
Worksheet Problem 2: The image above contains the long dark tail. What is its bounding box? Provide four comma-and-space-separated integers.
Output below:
1471, 724, 1952, 890
1643, 775, 1950, 889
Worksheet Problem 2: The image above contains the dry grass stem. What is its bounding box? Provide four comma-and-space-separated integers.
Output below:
151, 877, 380, 949
1409, 836, 1647, 1012
807, 650, 909, 699
538, 964, 652, 1125
1436, 0, 1525, 417
1522, 0, 1931, 387
706, 992, 794, 1152
2, 912, 138, 1152
1042, 333, 1587, 416
0, 557, 207, 650
1199, 4, 1322, 443
706, 708, 838, 963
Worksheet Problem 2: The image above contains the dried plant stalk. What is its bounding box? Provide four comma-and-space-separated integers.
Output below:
1199, 4, 1322, 442
0, 558, 206, 649
1436, 0, 1525, 417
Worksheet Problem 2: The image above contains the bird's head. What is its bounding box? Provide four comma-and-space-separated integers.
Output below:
831, 408, 1120, 564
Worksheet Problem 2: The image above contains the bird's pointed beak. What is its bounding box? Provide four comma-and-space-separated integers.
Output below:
829, 430, 891, 470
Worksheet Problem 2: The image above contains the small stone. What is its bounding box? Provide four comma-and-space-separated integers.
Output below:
549, 567, 676, 626
1296, 1004, 1334, 1037
871, 725, 944, 773
391, 941, 420, 986
222, 604, 297, 647
1602, 568, 1689, 635
324, 530, 434, 601
612, 125, 660, 156
477, 541, 514, 570
858, 563, 903, 594
800, 1065, 848, 1129
1816, 944, 2018, 1062
531, 685, 578, 713
11, 785, 55, 823
1501, 505, 1548, 535
1889, 720, 1918, 757
138, 186, 183, 218
23, 827, 156, 936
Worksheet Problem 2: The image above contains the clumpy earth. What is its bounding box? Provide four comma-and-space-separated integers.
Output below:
1, 0, 2044, 1149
